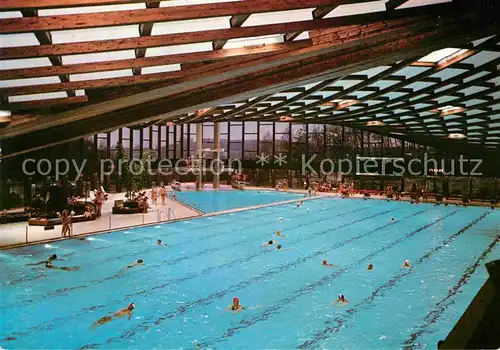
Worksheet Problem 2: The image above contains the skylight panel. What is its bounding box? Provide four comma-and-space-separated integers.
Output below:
160, 0, 238, 7
461, 51, 500, 67
324, 1, 386, 18
70, 69, 132, 82
472, 35, 497, 47
9, 91, 68, 103
355, 66, 391, 78
224, 34, 283, 49
39, 3, 145, 16
0, 58, 52, 70
62, 50, 136, 64
142, 64, 182, 75
146, 42, 212, 57
0, 11, 22, 19
293, 32, 310, 40
243, 9, 313, 26
419, 48, 465, 63
153, 17, 230, 35
430, 68, 467, 80
1, 76, 60, 88
1, 33, 40, 48
397, 0, 451, 9
51, 25, 139, 44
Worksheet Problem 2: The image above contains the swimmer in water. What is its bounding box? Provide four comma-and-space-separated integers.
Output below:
332, 294, 348, 305
296, 203, 300, 208
276, 244, 282, 251
322, 260, 334, 267
391, 217, 396, 222
45, 261, 79, 271
367, 263, 374, 270
26, 254, 58, 266
127, 259, 144, 268
276, 230, 285, 238
402, 259, 411, 268
157, 239, 167, 246
226, 297, 244, 313
91, 303, 135, 329
262, 240, 276, 247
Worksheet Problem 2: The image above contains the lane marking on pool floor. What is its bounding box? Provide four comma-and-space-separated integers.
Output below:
296, 211, 491, 349
0, 203, 380, 339
4, 200, 349, 289
402, 223, 499, 349
3, 200, 367, 300
75, 207, 428, 348
194, 210, 462, 348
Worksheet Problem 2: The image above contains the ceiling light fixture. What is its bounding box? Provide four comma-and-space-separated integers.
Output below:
279, 116, 293, 121
366, 121, 385, 126
432, 105, 465, 116
448, 133, 466, 139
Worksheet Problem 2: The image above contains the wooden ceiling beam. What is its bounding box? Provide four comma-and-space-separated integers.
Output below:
134, 1, 160, 76
1, 95, 88, 111
0, 4, 453, 59
0, 40, 311, 80
0, 0, 423, 33
0, 0, 157, 10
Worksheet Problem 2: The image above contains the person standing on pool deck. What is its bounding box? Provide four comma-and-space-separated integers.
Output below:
226, 298, 244, 313
160, 186, 167, 205
91, 303, 135, 329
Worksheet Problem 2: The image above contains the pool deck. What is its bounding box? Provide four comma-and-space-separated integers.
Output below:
0, 192, 200, 248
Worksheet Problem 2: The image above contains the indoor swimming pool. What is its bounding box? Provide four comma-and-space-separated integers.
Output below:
1, 197, 499, 349
174, 189, 303, 212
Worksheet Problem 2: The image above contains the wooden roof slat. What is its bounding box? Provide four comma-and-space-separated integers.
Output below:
0, 40, 311, 80
0, 4, 453, 59
0, 0, 411, 33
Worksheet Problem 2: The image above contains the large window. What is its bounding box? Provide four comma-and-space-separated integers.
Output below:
244, 121, 257, 160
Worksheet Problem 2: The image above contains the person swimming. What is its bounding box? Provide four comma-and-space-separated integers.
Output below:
127, 259, 144, 268
226, 297, 244, 312
276, 244, 282, 251
157, 239, 167, 246
391, 217, 396, 222
45, 261, 79, 271
276, 230, 285, 238
402, 259, 411, 268
367, 263, 374, 270
26, 254, 58, 266
262, 240, 276, 247
322, 260, 333, 267
91, 303, 135, 329
333, 294, 348, 305
279, 217, 283, 222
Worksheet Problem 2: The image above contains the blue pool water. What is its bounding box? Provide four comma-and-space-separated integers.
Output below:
1, 197, 499, 349
175, 189, 303, 212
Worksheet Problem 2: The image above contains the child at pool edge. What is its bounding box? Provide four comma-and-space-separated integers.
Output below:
322, 260, 333, 267
91, 303, 135, 329
332, 294, 348, 305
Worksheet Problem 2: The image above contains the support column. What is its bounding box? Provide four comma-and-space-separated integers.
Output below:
196, 123, 203, 191
213, 122, 221, 190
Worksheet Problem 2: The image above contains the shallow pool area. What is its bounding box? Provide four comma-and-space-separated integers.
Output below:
1, 197, 499, 349
174, 189, 303, 212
